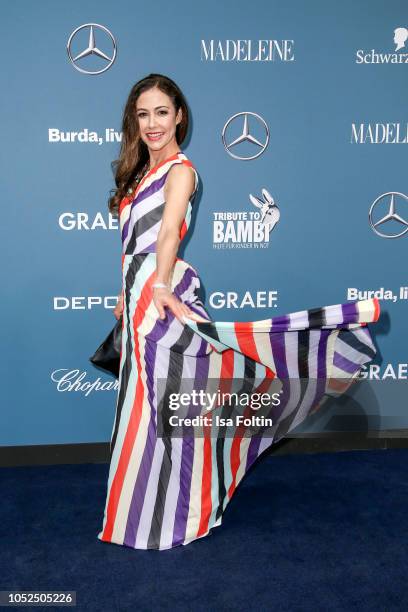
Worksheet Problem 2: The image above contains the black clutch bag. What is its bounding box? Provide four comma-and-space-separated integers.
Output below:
89, 315, 123, 378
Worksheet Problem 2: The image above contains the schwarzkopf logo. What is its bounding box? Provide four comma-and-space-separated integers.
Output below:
201, 39, 295, 62
369, 192, 408, 238
67, 23, 117, 74
356, 27, 408, 64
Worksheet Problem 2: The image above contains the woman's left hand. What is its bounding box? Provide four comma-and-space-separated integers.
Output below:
153, 287, 195, 323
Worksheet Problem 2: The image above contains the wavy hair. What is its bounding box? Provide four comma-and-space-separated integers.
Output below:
108, 73, 190, 217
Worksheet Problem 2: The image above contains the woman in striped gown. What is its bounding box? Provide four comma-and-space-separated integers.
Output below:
97, 74, 381, 551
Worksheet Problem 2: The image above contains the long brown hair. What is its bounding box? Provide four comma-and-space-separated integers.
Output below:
108, 73, 190, 217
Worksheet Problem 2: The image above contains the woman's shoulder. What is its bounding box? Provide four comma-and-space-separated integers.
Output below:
167, 152, 199, 195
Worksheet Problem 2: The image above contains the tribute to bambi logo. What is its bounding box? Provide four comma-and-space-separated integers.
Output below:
249, 188, 280, 228
66, 24, 117, 74
222, 112, 269, 160
356, 27, 408, 63
368, 192, 408, 239
212, 187, 277, 249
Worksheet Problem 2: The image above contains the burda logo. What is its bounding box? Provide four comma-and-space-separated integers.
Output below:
356, 27, 408, 64
212, 188, 279, 249
49, 128, 122, 145
348, 287, 408, 303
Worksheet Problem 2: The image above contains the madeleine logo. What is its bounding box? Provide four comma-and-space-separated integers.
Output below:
356, 27, 408, 63
350, 122, 408, 144
201, 39, 295, 62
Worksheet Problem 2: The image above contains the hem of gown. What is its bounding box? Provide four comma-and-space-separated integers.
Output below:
96, 516, 223, 551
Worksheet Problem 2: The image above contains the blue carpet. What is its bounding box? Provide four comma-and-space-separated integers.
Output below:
0, 448, 407, 611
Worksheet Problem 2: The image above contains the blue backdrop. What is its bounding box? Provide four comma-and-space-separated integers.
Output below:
2, 0, 407, 446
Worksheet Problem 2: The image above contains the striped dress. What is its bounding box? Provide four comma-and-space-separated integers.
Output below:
97, 149, 381, 551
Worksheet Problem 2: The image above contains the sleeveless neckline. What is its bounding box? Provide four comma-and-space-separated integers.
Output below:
124, 150, 183, 208
145, 150, 183, 178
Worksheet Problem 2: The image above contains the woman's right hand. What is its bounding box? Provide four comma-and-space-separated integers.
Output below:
114, 293, 124, 320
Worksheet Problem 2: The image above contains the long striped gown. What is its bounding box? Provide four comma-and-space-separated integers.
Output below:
97, 150, 381, 551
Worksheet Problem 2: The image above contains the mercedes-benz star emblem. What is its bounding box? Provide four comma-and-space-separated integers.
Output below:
222, 112, 269, 160
67, 23, 117, 75
368, 191, 408, 238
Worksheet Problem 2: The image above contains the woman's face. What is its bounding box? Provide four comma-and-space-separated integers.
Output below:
136, 87, 182, 153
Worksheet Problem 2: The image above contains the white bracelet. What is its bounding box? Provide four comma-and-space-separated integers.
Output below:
152, 282, 170, 289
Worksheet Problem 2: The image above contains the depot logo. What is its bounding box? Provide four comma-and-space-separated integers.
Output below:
53, 296, 119, 310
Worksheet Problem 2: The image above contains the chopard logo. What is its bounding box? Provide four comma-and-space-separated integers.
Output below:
51, 369, 119, 395
67, 23, 117, 74
222, 112, 269, 160
356, 27, 408, 64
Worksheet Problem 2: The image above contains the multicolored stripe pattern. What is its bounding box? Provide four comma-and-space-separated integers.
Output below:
119, 150, 198, 259
97, 152, 381, 551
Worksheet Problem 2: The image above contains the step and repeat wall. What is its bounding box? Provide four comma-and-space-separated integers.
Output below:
2, 0, 407, 446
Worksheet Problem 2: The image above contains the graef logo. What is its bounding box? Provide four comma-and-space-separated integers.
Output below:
249, 188, 280, 229
58, 212, 118, 230
356, 27, 408, 64
368, 192, 408, 238
222, 112, 269, 160
351, 122, 408, 143
67, 24, 117, 74
209, 291, 278, 309
200, 39, 295, 62
359, 363, 408, 380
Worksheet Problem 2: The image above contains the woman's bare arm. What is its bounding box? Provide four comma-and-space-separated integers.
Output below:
153, 163, 196, 321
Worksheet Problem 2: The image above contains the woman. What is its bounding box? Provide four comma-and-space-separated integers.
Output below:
97, 73, 380, 551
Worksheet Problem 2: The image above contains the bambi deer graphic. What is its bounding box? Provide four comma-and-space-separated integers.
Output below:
249, 188, 280, 230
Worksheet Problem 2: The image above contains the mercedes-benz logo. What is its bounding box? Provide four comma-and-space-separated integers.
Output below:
368, 191, 408, 238
67, 23, 117, 75
222, 112, 269, 160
